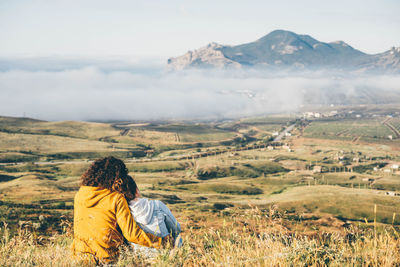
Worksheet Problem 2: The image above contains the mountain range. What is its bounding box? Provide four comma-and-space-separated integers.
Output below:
167, 30, 400, 73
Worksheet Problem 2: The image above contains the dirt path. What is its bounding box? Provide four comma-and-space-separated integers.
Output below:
251, 126, 271, 135
120, 129, 130, 136
352, 136, 361, 143
386, 123, 400, 138
335, 129, 349, 136
382, 118, 400, 138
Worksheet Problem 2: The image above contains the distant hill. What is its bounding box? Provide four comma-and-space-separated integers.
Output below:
168, 30, 400, 73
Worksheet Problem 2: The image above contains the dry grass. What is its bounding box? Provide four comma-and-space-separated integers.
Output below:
0, 132, 113, 153
0, 117, 120, 140
1, 207, 400, 266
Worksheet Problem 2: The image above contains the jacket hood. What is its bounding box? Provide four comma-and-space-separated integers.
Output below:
128, 198, 154, 225
76, 186, 113, 208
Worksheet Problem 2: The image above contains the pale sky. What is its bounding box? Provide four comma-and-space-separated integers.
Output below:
0, 0, 399, 60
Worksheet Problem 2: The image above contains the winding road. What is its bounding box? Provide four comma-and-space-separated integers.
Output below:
273, 124, 296, 142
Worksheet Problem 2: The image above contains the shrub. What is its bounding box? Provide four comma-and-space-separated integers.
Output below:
213, 203, 234, 210
210, 184, 263, 195
196, 162, 289, 180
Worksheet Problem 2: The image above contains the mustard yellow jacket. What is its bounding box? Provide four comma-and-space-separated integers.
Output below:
71, 186, 161, 261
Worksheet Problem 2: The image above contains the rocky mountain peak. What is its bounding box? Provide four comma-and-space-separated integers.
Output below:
389, 46, 400, 55
330, 40, 350, 47
167, 30, 400, 73
167, 42, 239, 70
206, 42, 223, 49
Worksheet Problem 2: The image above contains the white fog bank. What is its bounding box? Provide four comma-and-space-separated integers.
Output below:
0, 66, 399, 121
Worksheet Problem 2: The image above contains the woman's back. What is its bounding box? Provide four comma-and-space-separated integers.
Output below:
72, 186, 161, 262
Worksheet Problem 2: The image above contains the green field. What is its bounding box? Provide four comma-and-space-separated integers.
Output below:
304, 118, 394, 142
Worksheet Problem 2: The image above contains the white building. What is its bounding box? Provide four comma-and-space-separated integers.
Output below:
313, 166, 322, 173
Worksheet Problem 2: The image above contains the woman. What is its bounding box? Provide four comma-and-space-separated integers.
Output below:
71, 156, 164, 263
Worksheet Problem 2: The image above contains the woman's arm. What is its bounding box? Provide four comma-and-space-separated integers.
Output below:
116, 195, 162, 248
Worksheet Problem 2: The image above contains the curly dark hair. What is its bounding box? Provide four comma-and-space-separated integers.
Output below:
81, 156, 135, 200
126, 175, 138, 199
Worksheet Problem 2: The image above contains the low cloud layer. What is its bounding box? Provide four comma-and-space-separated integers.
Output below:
0, 61, 399, 121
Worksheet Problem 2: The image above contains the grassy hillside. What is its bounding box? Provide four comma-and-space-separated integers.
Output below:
1, 206, 399, 266
1, 109, 400, 265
